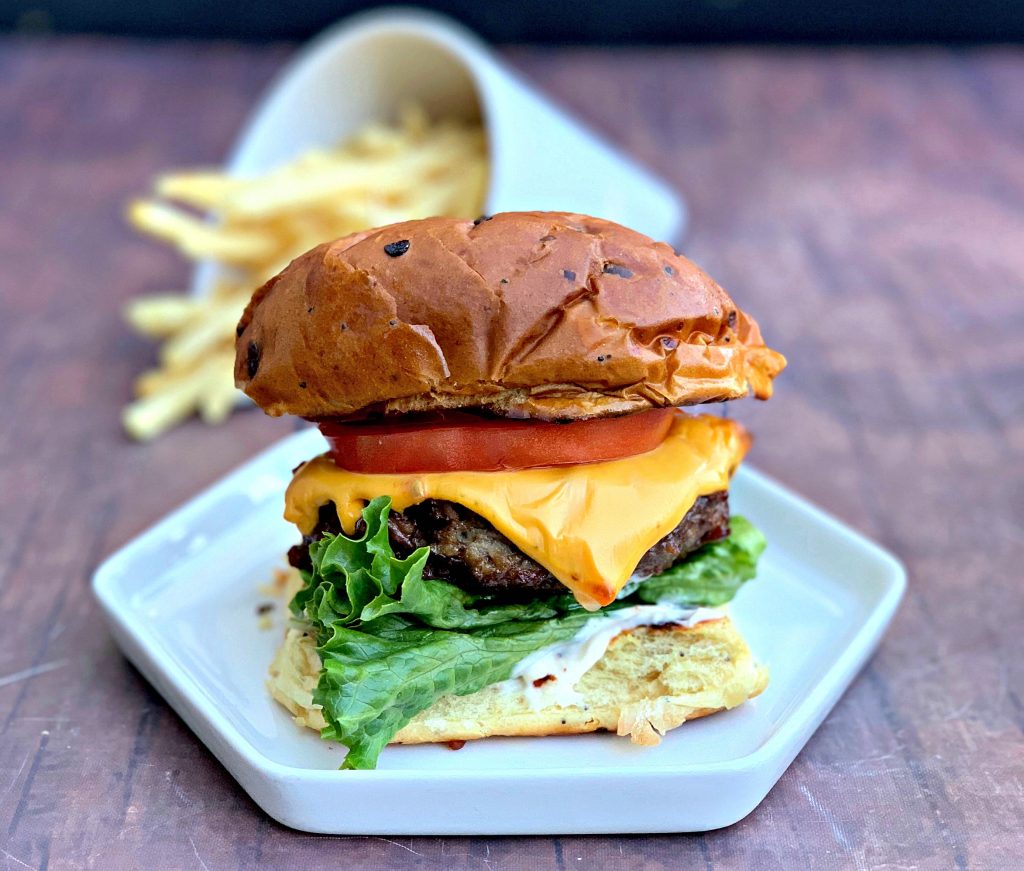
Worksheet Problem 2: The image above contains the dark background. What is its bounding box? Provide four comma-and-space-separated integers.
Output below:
2, 0, 1023, 42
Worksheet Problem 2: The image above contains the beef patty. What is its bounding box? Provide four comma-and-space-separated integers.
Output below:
288, 491, 729, 597
289, 491, 730, 598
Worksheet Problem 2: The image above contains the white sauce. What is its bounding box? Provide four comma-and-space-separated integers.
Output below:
501, 604, 724, 710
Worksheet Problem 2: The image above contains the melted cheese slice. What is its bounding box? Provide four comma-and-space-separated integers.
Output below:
285, 414, 748, 610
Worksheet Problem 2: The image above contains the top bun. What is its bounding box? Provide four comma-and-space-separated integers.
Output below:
235, 211, 785, 421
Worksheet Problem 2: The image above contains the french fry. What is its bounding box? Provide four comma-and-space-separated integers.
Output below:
158, 299, 246, 371
122, 364, 208, 441
128, 200, 278, 263
197, 353, 241, 424
123, 109, 488, 440
134, 365, 186, 398
154, 172, 242, 209
124, 294, 205, 337
124, 353, 238, 440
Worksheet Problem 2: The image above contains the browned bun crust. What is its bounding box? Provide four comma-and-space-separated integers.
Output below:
235, 212, 785, 420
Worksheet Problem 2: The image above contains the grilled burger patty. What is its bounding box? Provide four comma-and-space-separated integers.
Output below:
288, 491, 730, 598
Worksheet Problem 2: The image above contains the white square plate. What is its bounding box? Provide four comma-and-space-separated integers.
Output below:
92, 428, 905, 834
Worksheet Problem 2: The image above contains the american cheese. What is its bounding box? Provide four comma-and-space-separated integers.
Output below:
285, 414, 748, 609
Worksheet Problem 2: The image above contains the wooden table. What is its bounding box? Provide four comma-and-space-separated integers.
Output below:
1, 36, 1021, 870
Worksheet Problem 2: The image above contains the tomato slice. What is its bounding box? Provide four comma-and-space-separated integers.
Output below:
319, 408, 675, 474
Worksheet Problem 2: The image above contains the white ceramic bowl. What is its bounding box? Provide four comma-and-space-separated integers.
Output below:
192, 7, 685, 295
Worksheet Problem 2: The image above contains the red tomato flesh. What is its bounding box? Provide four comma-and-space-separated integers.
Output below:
320, 408, 675, 474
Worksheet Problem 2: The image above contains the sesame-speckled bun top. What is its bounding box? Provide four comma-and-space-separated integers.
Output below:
234, 212, 786, 421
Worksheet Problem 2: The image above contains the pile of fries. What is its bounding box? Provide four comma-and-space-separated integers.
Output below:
123, 107, 488, 440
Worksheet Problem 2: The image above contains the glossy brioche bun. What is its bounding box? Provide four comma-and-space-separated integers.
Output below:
236, 211, 785, 421
268, 615, 767, 748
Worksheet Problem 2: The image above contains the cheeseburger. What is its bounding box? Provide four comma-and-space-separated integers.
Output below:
236, 211, 785, 770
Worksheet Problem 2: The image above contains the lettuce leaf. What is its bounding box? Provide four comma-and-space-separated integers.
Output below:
313, 612, 600, 769
290, 496, 765, 769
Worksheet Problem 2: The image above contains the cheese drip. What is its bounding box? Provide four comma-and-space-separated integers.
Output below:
285, 414, 748, 609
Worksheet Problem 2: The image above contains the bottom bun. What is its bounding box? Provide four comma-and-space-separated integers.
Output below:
269, 613, 767, 749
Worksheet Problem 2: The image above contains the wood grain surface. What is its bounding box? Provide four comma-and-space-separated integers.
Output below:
1, 36, 1022, 871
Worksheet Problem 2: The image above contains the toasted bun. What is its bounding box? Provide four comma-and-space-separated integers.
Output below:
268, 615, 767, 749
236, 212, 785, 421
